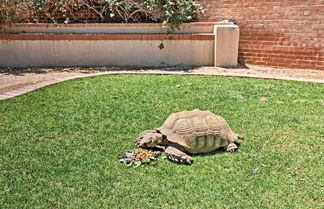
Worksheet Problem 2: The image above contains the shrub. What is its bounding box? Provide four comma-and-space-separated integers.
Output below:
0, 0, 203, 32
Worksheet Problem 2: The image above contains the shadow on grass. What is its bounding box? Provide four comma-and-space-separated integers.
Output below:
193, 142, 242, 157
144, 142, 242, 165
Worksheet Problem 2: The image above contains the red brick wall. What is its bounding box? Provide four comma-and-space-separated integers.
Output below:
198, 0, 324, 70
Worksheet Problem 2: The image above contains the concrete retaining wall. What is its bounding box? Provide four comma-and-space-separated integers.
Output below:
0, 40, 214, 67
0, 23, 239, 68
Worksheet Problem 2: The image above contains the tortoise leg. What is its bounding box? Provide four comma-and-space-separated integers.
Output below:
226, 142, 238, 152
165, 145, 193, 165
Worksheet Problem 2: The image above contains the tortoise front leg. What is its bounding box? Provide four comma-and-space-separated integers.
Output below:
226, 142, 238, 152
165, 145, 193, 165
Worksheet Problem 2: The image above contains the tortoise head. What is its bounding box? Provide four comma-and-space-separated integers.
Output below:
135, 130, 167, 149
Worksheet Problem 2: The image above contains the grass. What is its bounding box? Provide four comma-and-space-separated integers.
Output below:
0, 74, 323, 208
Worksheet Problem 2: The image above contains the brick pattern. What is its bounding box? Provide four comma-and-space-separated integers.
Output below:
0, 33, 214, 41
197, 0, 324, 70
2, 1, 323, 70
10, 22, 225, 28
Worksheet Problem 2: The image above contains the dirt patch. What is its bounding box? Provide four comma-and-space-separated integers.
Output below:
0, 65, 323, 94
191, 65, 324, 80
259, 97, 268, 101
237, 95, 245, 99
293, 99, 308, 103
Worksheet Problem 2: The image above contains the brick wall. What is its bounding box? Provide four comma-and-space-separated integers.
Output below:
198, 0, 324, 70
3, 0, 323, 70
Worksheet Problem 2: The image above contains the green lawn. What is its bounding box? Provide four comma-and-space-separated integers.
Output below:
0, 75, 323, 208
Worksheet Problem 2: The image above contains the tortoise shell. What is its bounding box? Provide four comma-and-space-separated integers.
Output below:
158, 109, 237, 154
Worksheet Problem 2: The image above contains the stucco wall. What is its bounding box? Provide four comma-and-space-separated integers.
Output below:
0, 39, 214, 68
0, 23, 240, 68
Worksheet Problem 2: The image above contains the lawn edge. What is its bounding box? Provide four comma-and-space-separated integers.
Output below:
1, 71, 323, 100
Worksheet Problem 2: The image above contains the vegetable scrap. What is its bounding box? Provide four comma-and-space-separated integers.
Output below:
118, 149, 163, 167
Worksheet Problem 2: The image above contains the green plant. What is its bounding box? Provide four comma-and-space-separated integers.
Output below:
0, 0, 203, 33
142, 0, 204, 33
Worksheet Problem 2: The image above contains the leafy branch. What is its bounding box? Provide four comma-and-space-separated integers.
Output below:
0, 0, 203, 33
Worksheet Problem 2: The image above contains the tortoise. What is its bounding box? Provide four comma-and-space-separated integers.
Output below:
135, 109, 244, 165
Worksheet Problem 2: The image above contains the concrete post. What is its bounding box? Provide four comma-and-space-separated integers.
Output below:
214, 25, 240, 67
